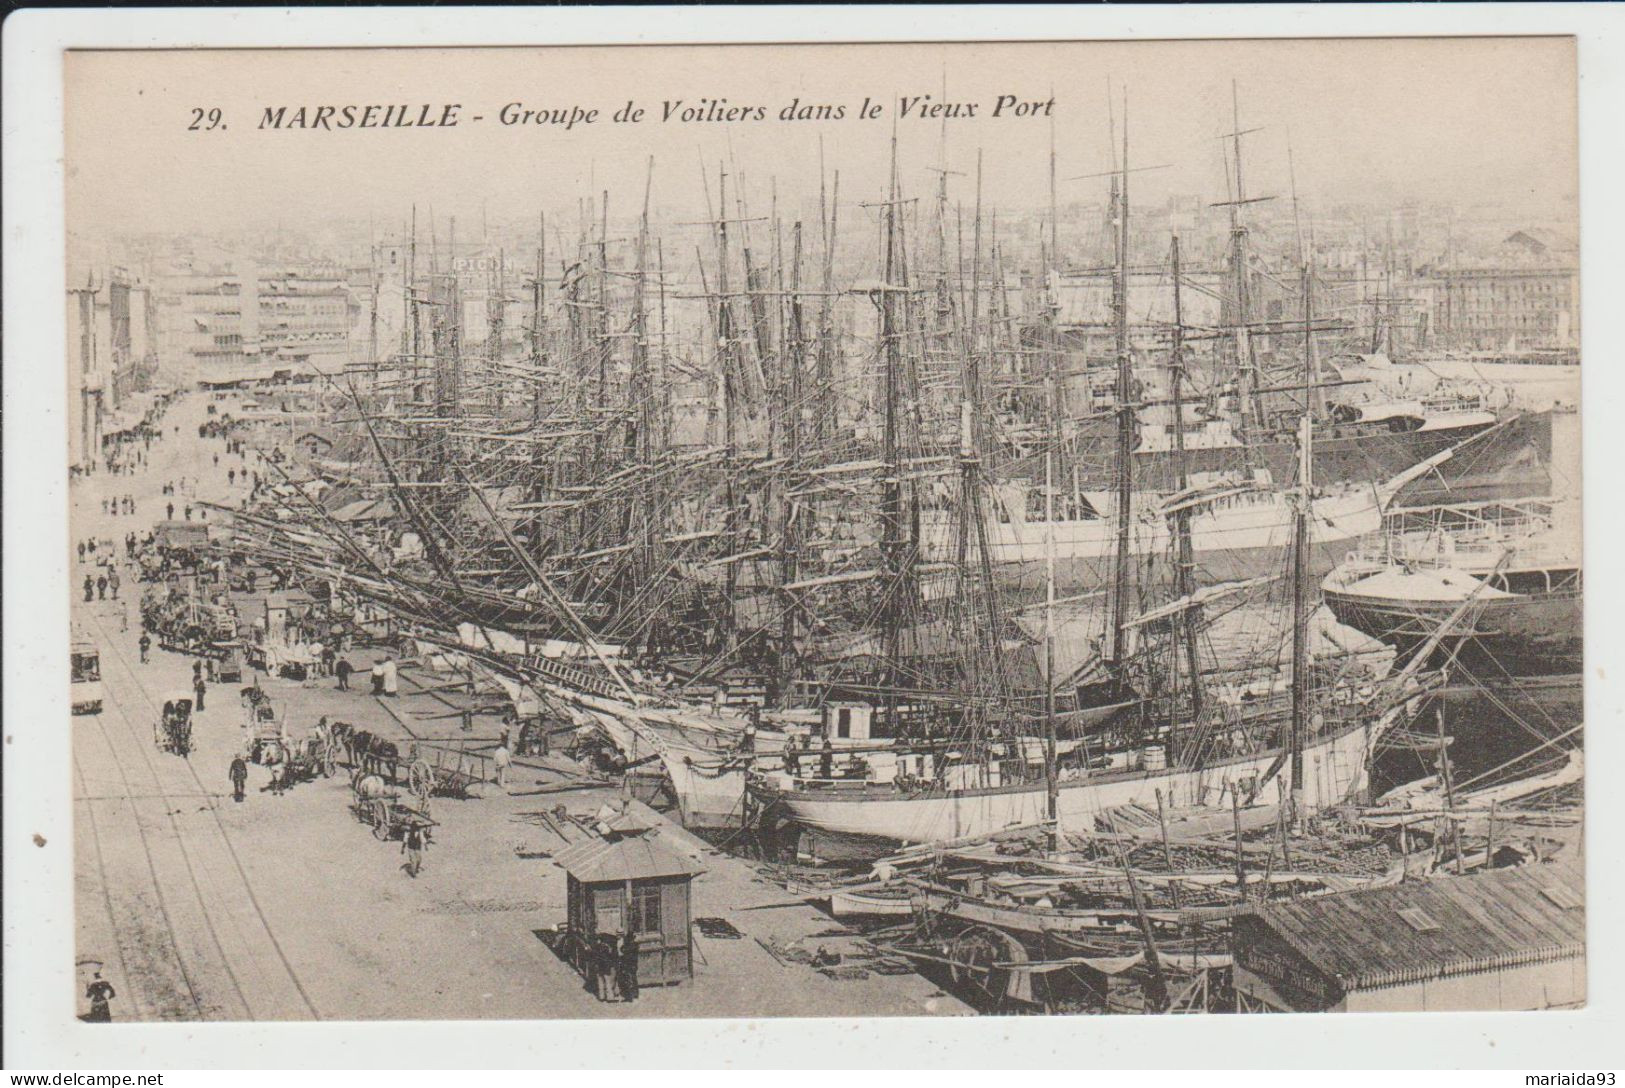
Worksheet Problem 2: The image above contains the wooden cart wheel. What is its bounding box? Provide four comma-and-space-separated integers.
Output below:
371, 799, 392, 840
321, 746, 337, 778
407, 759, 434, 800
946, 926, 1021, 1009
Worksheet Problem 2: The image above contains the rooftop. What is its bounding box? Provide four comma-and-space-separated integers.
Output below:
554, 830, 704, 884
1245, 857, 1584, 991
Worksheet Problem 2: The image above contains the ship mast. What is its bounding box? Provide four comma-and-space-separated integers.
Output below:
1168, 234, 1203, 754
1288, 257, 1316, 827
877, 138, 908, 718
1043, 117, 1062, 851
1108, 97, 1135, 681
778, 221, 806, 702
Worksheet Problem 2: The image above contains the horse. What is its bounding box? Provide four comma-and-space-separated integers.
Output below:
366, 736, 401, 783
328, 720, 355, 762
347, 728, 374, 771
353, 772, 390, 802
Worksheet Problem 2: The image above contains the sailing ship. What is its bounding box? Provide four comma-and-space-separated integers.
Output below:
214, 102, 1476, 846
752, 116, 1432, 849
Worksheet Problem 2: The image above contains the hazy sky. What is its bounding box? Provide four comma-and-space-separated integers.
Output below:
65, 38, 1577, 241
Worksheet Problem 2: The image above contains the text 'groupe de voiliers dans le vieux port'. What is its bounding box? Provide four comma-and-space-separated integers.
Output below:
247, 95, 1058, 133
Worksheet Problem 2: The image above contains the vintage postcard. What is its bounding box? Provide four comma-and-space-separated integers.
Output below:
19, 20, 1598, 1057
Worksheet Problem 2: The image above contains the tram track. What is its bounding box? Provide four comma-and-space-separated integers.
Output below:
75, 408, 323, 1023
84, 597, 322, 1019
71, 746, 152, 1019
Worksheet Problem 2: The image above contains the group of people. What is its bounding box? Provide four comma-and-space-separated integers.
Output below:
101, 495, 138, 517
586, 931, 642, 1003
82, 567, 122, 602
76, 536, 117, 563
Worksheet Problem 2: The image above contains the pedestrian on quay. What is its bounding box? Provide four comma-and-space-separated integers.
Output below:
138, 632, 151, 663
493, 742, 511, 790
193, 674, 207, 712
184, 505, 192, 522
101, 498, 109, 515
83, 972, 116, 1023
82, 576, 94, 606
335, 657, 353, 691
77, 541, 86, 564
321, 643, 336, 678
229, 754, 248, 803
228, 468, 236, 486
166, 501, 174, 521
592, 934, 621, 1002
401, 824, 428, 878
96, 573, 108, 601
108, 568, 121, 600
370, 660, 386, 696
617, 931, 641, 1003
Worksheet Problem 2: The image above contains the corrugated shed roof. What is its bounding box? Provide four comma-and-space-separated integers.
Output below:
554, 831, 704, 884
1247, 858, 1584, 991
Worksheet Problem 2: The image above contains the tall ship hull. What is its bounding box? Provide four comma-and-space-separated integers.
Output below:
921, 445, 1455, 593
1076, 414, 1495, 495
1323, 565, 1581, 677
923, 486, 1380, 592
753, 709, 1396, 846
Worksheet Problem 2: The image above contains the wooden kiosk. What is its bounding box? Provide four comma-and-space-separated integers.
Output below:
556, 827, 703, 987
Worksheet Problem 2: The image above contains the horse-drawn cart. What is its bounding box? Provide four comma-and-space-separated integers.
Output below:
156, 694, 193, 757
206, 642, 246, 684
404, 739, 492, 799
350, 771, 436, 841
262, 732, 339, 787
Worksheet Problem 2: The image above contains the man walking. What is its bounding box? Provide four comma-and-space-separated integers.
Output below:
138, 632, 151, 664
193, 673, 207, 712
401, 824, 428, 878
618, 931, 641, 1003
229, 755, 248, 803
108, 568, 121, 601
96, 573, 108, 601
77, 541, 86, 564
335, 657, 353, 691
493, 742, 512, 791
83, 574, 95, 602
166, 501, 174, 521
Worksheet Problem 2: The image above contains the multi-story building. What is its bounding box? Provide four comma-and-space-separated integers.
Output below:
1422, 266, 1579, 351
65, 268, 161, 468
66, 279, 105, 470
153, 256, 357, 382
257, 264, 356, 373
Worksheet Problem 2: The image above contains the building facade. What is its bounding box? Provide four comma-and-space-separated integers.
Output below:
1423, 267, 1580, 351
153, 257, 356, 383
